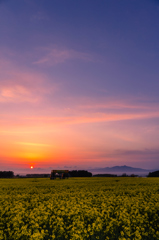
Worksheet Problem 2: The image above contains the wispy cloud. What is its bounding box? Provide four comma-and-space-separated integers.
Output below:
15, 142, 51, 147
0, 58, 55, 103
77, 95, 159, 111
24, 110, 159, 126
105, 148, 159, 167
113, 148, 159, 158
79, 101, 158, 111
76, 148, 159, 168
33, 47, 93, 65
0, 85, 37, 103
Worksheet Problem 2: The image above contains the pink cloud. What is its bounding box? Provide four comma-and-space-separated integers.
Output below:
0, 91, 158, 130
23, 110, 159, 126
33, 47, 93, 65
0, 85, 37, 103
0, 58, 55, 103
77, 96, 159, 111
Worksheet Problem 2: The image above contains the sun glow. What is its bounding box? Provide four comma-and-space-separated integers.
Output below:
30, 166, 33, 169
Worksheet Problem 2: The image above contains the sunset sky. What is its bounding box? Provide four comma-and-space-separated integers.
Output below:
0, 0, 159, 173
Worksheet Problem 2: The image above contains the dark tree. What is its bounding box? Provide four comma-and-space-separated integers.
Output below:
0, 171, 14, 178
121, 173, 128, 177
69, 170, 92, 177
147, 170, 159, 177
93, 174, 117, 177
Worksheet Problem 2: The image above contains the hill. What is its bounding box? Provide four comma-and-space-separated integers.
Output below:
89, 165, 157, 176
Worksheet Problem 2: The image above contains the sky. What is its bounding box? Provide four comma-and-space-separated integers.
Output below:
0, 0, 159, 174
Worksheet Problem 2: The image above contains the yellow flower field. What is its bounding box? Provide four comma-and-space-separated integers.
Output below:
0, 177, 159, 240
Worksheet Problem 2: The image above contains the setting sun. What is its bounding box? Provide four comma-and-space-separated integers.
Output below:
0, 0, 159, 173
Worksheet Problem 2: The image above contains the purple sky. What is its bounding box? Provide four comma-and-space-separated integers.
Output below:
0, 0, 159, 173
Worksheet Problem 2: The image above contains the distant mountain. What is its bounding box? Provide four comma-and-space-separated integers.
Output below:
89, 165, 156, 173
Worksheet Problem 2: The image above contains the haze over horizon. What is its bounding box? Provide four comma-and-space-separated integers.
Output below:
12, 165, 156, 176
0, 0, 159, 173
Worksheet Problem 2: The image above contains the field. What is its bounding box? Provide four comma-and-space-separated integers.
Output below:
0, 177, 159, 240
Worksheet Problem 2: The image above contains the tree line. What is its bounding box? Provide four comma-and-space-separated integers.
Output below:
0, 171, 14, 178
69, 170, 92, 177
147, 170, 159, 177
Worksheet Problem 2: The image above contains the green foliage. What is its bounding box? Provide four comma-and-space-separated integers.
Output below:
0, 178, 159, 239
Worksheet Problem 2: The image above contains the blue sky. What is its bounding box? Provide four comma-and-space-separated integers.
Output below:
0, 0, 159, 172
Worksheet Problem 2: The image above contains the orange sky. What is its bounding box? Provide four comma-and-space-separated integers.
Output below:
1, 0, 159, 173
1, 91, 159, 172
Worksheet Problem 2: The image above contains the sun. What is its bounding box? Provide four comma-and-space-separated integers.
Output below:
30, 166, 34, 169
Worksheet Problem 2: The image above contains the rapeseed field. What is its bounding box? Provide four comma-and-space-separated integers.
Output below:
0, 177, 159, 240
